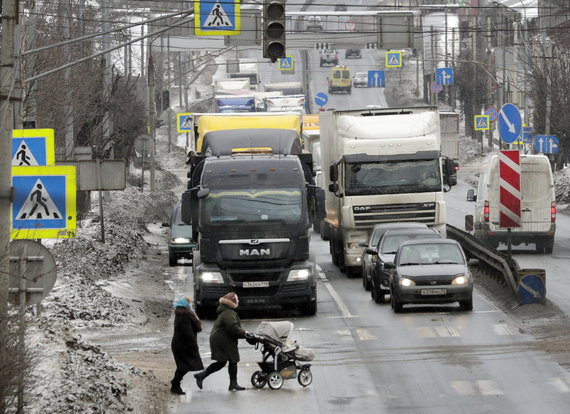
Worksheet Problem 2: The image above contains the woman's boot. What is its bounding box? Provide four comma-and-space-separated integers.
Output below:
228, 362, 245, 391
195, 361, 225, 390
170, 373, 186, 395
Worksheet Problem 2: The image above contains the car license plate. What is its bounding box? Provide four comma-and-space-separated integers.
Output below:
243, 281, 269, 288
420, 288, 447, 296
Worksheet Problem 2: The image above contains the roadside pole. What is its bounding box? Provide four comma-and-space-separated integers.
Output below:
0, 0, 19, 408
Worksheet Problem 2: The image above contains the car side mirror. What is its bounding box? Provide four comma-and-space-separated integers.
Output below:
467, 258, 480, 266
466, 188, 477, 202
365, 247, 377, 255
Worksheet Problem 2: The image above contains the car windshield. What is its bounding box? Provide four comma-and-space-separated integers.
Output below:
201, 188, 303, 224
399, 243, 465, 266
345, 159, 442, 196
380, 233, 437, 255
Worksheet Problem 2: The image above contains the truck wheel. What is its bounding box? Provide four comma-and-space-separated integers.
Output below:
391, 291, 403, 313
320, 222, 330, 241
169, 251, 178, 267
460, 296, 473, 311
545, 239, 554, 254
300, 300, 317, 316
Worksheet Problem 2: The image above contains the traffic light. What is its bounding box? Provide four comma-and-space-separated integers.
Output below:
263, 0, 286, 62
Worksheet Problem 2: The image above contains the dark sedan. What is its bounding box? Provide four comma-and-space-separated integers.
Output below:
388, 239, 476, 313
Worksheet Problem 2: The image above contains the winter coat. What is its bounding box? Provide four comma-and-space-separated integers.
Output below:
171, 306, 204, 372
209, 303, 246, 363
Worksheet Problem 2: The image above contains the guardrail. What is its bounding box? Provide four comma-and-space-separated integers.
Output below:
446, 224, 520, 297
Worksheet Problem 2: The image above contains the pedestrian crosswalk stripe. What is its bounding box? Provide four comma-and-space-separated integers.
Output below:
493, 323, 515, 335
12, 140, 40, 166
451, 380, 504, 396
16, 178, 62, 220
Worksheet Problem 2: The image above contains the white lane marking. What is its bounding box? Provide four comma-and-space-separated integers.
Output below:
548, 378, 570, 393
476, 380, 505, 395
416, 327, 437, 338
451, 381, 476, 396
318, 271, 353, 317
435, 326, 460, 337
356, 328, 377, 341
493, 323, 515, 335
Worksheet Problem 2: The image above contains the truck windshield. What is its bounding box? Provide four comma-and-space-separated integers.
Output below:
345, 159, 442, 196
202, 188, 303, 224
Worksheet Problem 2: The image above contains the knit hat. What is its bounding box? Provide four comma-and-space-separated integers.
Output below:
219, 292, 239, 309
175, 296, 192, 309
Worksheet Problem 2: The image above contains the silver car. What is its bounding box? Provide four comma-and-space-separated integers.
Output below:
353, 72, 368, 87
388, 239, 476, 313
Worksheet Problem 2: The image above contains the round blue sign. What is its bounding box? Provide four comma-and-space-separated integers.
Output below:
314, 92, 328, 107
518, 274, 546, 304
498, 103, 522, 143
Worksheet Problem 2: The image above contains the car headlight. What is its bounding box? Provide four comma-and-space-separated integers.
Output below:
399, 278, 415, 287
452, 274, 469, 285
355, 257, 362, 263
200, 271, 224, 284
171, 237, 190, 244
287, 268, 311, 281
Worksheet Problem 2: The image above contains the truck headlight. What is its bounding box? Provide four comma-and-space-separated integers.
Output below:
399, 278, 415, 287
171, 237, 190, 244
287, 268, 311, 281
200, 271, 224, 284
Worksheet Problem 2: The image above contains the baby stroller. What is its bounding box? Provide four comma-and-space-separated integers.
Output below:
246, 321, 315, 390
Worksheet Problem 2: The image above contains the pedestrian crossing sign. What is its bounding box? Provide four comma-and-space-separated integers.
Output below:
195, 0, 241, 36
12, 129, 55, 166
386, 51, 402, 68
279, 56, 294, 71
11, 166, 77, 239
177, 113, 193, 133
474, 115, 490, 131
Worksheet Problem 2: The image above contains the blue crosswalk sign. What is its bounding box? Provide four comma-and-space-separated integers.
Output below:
368, 71, 385, 87
279, 56, 294, 70
435, 68, 454, 85
12, 129, 55, 166
386, 51, 402, 68
195, 0, 241, 36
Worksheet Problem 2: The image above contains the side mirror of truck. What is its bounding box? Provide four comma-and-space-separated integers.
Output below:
197, 188, 210, 199
466, 188, 477, 202
329, 164, 338, 182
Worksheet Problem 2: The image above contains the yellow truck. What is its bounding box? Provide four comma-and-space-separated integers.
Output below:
328, 66, 352, 94
192, 113, 303, 156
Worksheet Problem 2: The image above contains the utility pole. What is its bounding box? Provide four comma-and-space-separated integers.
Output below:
148, 54, 156, 192
0, 0, 19, 408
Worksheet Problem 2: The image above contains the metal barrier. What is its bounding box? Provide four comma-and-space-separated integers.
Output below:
446, 224, 520, 297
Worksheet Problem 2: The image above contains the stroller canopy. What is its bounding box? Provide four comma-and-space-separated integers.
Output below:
255, 321, 294, 343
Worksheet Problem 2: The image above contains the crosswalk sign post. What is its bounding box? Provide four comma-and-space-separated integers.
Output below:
11, 166, 76, 239
386, 51, 402, 68
195, 1, 241, 36
474, 115, 490, 131
12, 129, 55, 166
278, 56, 294, 71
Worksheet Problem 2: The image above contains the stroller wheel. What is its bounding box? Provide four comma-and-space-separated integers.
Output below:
267, 372, 284, 390
298, 369, 313, 387
251, 371, 267, 388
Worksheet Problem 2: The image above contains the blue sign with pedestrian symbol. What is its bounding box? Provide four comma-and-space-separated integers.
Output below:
12, 129, 55, 166
386, 51, 402, 68
535, 135, 559, 154
474, 115, 490, 131
435, 68, 454, 85
11, 165, 76, 240
278, 56, 294, 71
177, 113, 193, 133
314, 92, 328, 107
368, 71, 385, 87
194, 0, 241, 36
498, 103, 522, 144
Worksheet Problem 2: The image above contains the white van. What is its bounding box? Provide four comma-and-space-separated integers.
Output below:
466, 154, 556, 253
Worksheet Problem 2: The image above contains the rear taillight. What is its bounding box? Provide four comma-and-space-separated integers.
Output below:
551, 201, 556, 223
484, 200, 490, 222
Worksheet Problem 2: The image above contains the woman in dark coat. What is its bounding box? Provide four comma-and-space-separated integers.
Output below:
170, 296, 204, 395
194, 292, 248, 391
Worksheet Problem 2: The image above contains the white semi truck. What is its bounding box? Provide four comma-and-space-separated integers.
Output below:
320, 107, 457, 276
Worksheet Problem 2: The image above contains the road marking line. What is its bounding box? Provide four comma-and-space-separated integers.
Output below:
476, 380, 504, 395
451, 381, 476, 396
318, 271, 353, 317
416, 327, 437, 338
493, 323, 515, 335
435, 326, 460, 337
356, 328, 377, 340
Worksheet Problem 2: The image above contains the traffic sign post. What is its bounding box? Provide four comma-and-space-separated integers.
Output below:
499, 150, 521, 229
367, 70, 385, 87
435, 68, 454, 85
12, 129, 55, 166
11, 165, 76, 240
314, 92, 328, 108
498, 103, 522, 144
194, 0, 241, 36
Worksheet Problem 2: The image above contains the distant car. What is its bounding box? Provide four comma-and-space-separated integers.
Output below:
353, 72, 369, 88
320, 49, 338, 67
361, 223, 428, 291
368, 228, 441, 303
307, 16, 323, 32
164, 202, 197, 266
345, 49, 361, 59
389, 239, 476, 313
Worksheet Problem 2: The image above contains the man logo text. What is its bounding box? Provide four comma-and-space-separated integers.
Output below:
239, 248, 271, 256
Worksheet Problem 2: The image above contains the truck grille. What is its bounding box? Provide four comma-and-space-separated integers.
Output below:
353, 202, 436, 229
227, 270, 282, 283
